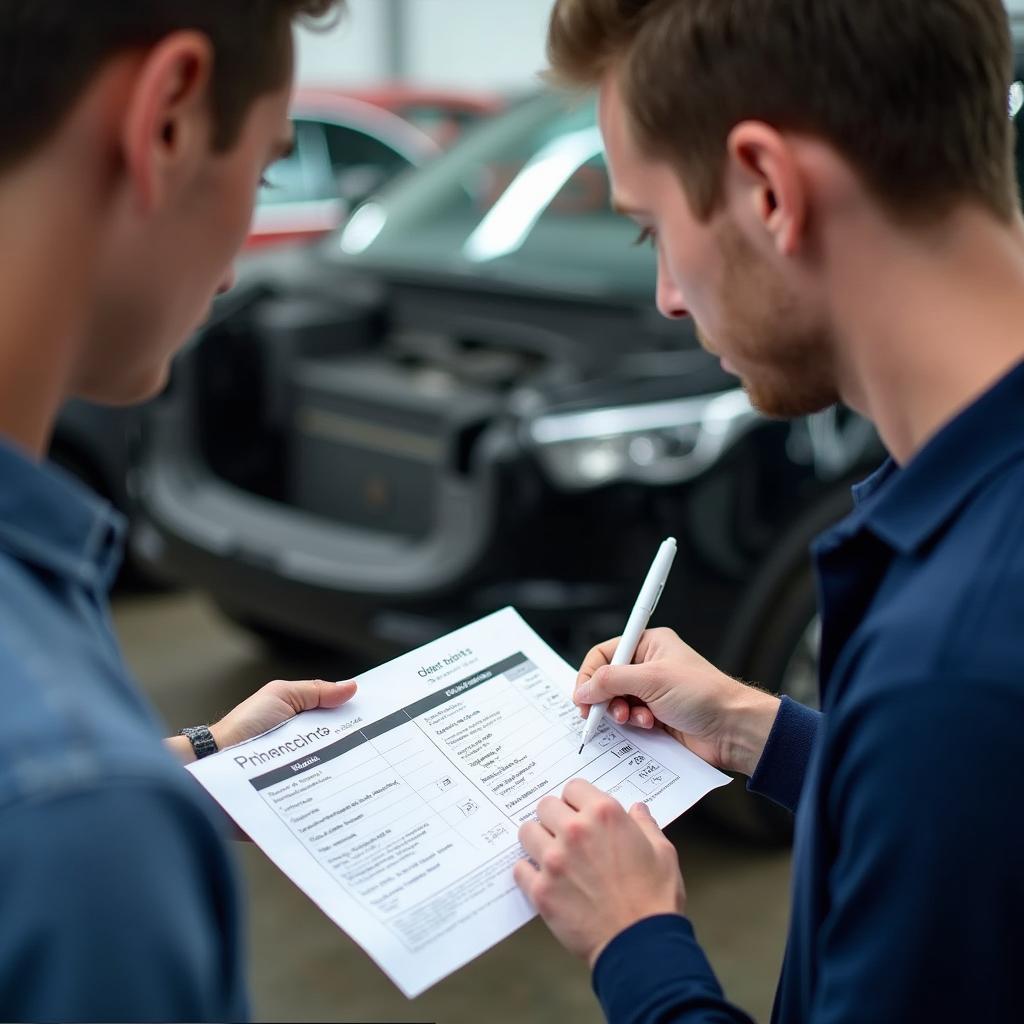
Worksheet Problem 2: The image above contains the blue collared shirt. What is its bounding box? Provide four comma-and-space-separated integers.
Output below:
593, 360, 1024, 1024
0, 439, 247, 1023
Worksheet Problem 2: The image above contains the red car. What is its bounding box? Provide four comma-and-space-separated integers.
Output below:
248, 87, 503, 249
341, 86, 505, 147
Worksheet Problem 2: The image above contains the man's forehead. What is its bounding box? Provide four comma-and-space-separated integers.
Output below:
598, 71, 644, 211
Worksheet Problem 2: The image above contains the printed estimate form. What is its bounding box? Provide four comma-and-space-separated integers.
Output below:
188, 608, 730, 997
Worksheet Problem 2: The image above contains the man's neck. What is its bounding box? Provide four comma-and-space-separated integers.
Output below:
0, 158, 94, 460
828, 205, 1024, 465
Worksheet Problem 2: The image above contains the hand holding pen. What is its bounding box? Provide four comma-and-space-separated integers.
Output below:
578, 537, 677, 752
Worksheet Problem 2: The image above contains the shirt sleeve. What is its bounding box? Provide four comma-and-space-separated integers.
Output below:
747, 695, 823, 813
0, 779, 249, 1023
805, 677, 1024, 1022
593, 915, 756, 1024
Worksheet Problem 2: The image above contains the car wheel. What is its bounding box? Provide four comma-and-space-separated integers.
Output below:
699, 485, 854, 844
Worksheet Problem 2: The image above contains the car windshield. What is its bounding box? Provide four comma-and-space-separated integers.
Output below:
329, 93, 657, 301
328, 71, 1024, 300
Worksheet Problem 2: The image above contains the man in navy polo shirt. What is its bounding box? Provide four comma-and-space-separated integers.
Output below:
514, 1, 1024, 1021
0, 3, 352, 1021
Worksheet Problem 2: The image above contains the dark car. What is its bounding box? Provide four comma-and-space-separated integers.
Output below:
130, 90, 896, 839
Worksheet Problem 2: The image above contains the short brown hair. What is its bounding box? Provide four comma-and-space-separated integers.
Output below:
548, 0, 1017, 223
0, 0, 343, 173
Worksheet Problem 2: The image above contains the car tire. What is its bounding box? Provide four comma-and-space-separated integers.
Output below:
699, 485, 857, 845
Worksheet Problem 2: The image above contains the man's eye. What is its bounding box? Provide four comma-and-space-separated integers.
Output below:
633, 226, 656, 249
259, 174, 277, 190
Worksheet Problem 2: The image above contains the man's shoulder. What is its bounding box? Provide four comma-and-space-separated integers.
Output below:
858, 458, 1024, 686
0, 627, 178, 812
0, 542, 172, 802
0, 764, 247, 1022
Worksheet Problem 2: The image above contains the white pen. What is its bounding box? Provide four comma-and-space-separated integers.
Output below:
578, 537, 677, 753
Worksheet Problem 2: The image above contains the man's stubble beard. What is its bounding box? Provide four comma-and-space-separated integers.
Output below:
700, 221, 840, 420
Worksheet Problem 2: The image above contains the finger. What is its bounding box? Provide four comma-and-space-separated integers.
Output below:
518, 819, 554, 861
318, 680, 358, 708
576, 662, 658, 708
512, 857, 539, 901
628, 705, 655, 729
267, 679, 356, 714
536, 795, 576, 836
609, 697, 631, 724
561, 778, 605, 812
628, 801, 664, 843
575, 636, 621, 690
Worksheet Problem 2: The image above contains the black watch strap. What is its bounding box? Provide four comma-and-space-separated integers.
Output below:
180, 724, 219, 760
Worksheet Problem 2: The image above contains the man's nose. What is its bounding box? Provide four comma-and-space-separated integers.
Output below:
217, 268, 237, 295
655, 262, 688, 320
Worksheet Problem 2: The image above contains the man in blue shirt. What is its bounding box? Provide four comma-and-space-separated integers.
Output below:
514, 1, 1024, 1021
0, 3, 351, 1021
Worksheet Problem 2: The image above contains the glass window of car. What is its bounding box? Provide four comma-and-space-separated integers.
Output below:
335, 94, 657, 301
320, 121, 415, 205
260, 119, 335, 205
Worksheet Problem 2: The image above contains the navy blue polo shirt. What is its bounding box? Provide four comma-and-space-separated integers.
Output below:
0, 439, 248, 1022
594, 360, 1024, 1023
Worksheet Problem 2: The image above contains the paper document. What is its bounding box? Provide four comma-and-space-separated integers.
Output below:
188, 607, 729, 997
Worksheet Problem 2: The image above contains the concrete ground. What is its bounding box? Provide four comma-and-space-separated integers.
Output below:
113, 589, 792, 1024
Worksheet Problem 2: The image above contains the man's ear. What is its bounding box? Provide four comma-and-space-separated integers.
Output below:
725, 121, 807, 258
121, 31, 214, 214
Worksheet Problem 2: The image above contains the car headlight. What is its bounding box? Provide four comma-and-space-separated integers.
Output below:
527, 388, 759, 490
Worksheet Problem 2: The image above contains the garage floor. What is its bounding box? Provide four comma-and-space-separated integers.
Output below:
113, 589, 792, 1024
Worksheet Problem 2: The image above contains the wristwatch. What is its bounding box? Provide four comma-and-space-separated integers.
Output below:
180, 724, 219, 760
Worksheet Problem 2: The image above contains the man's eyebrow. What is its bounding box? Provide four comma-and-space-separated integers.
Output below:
611, 197, 646, 217
273, 135, 295, 160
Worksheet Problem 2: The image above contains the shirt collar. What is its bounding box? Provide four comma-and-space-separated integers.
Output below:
0, 436, 126, 591
829, 359, 1024, 556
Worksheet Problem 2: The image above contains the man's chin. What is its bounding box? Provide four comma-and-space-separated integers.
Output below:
742, 375, 839, 420
73, 363, 172, 408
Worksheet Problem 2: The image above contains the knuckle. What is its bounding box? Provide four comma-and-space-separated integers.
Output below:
542, 849, 566, 877
563, 819, 587, 846
592, 795, 622, 825
532, 880, 553, 915
657, 839, 679, 867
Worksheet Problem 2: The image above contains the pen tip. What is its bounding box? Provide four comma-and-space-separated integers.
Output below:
577, 743, 584, 755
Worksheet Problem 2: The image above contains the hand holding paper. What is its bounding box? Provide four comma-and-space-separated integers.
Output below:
187, 608, 729, 997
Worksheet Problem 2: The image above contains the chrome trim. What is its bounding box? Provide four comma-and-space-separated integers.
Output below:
528, 388, 761, 489
296, 407, 445, 464
529, 388, 754, 444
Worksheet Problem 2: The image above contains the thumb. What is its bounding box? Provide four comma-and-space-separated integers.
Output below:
576, 663, 654, 706
279, 678, 357, 712
628, 800, 663, 842
317, 679, 358, 709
